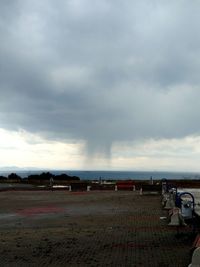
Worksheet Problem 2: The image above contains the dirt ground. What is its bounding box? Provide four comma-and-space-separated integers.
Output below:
0, 190, 193, 266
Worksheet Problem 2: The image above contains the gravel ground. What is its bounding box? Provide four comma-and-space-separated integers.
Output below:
0, 190, 193, 266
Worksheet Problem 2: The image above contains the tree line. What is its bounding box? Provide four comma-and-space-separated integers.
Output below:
0, 172, 80, 181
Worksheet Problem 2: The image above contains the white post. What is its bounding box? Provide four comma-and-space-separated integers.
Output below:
69, 185, 72, 192
140, 188, 143, 195
189, 246, 200, 266
115, 185, 118, 191
87, 186, 91, 192
133, 185, 136, 191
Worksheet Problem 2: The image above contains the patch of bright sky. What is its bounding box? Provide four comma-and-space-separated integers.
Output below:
0, 128, 85, 169
111, 137, 200, 171
1, 128, 200, 171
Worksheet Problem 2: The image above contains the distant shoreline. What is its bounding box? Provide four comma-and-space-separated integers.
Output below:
0, 170, 200, 180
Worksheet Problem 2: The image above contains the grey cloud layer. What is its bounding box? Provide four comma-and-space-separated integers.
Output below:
0, 0, 200, 154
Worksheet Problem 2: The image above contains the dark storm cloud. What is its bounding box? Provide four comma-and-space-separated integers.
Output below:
1, 0, 200, 155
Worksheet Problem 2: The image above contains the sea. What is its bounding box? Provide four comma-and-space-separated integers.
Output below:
1, 170, 200, 181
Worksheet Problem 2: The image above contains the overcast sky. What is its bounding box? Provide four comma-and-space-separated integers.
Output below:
1, 0, 200, 171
